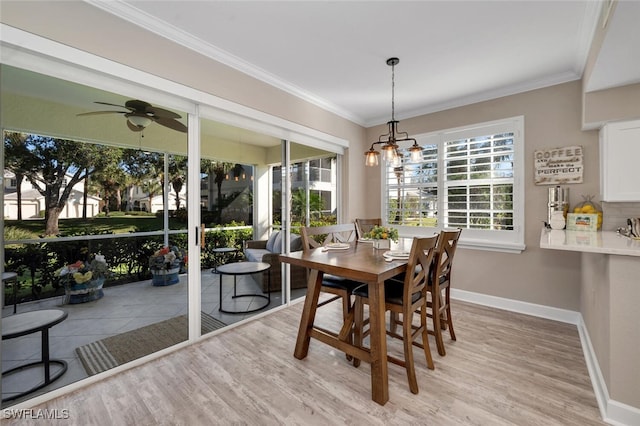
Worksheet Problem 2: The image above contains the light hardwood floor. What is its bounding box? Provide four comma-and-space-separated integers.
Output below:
4, 300, 604, 425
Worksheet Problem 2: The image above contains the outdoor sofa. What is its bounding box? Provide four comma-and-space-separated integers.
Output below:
244, 231, 307, 292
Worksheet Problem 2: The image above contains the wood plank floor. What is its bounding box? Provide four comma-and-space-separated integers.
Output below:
4, 300, 605, 425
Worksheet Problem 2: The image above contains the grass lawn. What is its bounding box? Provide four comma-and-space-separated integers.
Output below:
5, 214, 187, 237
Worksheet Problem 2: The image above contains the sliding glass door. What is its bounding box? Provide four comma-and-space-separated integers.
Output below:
1, 64, 190, 405
198, 114, 286, 329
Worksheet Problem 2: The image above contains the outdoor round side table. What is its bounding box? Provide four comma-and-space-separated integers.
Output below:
2, 309, 68, 403
211, 247, 241, 272
2, 272, 18, 314
216, 261, 271, 314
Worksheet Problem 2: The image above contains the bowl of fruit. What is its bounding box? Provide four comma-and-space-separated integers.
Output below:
573, 195, 603, 229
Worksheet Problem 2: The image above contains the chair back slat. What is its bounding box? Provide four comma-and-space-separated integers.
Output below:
433, 229, 462, 282
403, 235, 439, 306
300, 223, 358, 251
354, 218, 382, 239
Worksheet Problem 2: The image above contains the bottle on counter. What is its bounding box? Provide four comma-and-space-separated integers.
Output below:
550, 210, 566, 230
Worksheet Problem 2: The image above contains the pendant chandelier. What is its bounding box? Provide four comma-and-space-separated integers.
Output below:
364, 57, 422, 167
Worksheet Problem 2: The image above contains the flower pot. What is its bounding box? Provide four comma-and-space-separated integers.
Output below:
65, 277, 105, 304
372, 239, 390, 250
151, 267, 180, 286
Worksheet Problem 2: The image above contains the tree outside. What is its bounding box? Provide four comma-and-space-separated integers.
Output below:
4, 133, 122, 235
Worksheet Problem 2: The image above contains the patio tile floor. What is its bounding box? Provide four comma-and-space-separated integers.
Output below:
1, 269, 305, 405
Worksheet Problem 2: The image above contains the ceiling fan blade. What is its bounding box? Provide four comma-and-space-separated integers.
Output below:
154, 117, 188, 133
94, 101, 131, 110
146, 105, 182, 119
124, 99, 153, 112
127, 120, 145, 132
77, 110, 127, 117
81, 99, 184, 133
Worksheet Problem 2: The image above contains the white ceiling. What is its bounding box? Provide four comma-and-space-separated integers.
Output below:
84, 0, 640, 128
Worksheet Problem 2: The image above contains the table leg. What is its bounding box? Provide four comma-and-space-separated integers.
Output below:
367, 279, 389, 405
13, 279, 18, 314
42, 328, 51, 382
233, 275, 237, 297
213, 252, 223, 272
294, 269, 324, 360
218, 274, 222, 312
267, 268, 271, 304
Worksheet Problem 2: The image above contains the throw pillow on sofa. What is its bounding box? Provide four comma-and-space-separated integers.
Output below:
290, 234, 303, 251
265, 231, 281, 252
274, 232, 303, 253
264, 231, 303, 253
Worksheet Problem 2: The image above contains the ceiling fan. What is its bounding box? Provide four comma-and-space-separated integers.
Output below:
77, 99, 187, 133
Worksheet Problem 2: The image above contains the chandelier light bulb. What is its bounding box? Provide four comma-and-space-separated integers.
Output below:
365, 149, 380, 167
409, 144, 423, 162
381, 144, 397, 162
391, 150, 401, 167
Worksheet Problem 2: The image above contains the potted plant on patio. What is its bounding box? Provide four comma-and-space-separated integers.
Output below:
56, 254, 110, 304
149, 246, 185, 286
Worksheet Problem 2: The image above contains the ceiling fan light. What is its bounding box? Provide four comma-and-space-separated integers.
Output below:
127, 115, 153, 128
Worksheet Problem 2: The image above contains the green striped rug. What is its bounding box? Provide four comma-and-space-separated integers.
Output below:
75, 312, 226, 376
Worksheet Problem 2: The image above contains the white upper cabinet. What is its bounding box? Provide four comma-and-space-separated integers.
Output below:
600, 119, 640, 202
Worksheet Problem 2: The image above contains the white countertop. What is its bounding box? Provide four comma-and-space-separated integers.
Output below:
540, 228, 640, 256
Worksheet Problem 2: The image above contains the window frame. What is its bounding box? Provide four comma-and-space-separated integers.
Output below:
381, 116, 525, 253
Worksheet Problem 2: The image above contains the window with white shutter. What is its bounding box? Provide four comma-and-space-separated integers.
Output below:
383, 116, 525, 252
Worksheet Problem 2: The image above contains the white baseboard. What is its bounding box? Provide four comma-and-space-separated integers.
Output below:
606, 400, 640, 426
451, 288, 581, 324
452, 289, 640, 426
576, 316, 610, 419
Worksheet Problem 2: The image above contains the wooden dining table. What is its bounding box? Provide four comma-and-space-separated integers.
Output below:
279, 240, 410, 405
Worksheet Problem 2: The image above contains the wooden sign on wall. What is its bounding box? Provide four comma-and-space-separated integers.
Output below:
534, 145, 583, 185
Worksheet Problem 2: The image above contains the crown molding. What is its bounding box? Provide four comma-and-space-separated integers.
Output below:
574, 0, 603, 75
84, 0, 366, 126
364, 71, 582, 127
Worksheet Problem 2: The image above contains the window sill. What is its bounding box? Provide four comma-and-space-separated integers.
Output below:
457, 239, 525, 254
399, 227, 526, 254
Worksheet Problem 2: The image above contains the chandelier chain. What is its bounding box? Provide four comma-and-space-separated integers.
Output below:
391, 62, 395, 122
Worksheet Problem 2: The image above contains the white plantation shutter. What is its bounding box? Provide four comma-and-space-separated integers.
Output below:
386, 143, 438, 227
444, 132, 515, 230
383, 116, 525, 252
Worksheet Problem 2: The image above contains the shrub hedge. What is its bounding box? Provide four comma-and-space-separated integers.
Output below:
3, 227, 252, 305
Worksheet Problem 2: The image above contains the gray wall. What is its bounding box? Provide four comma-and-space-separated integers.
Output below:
365, 81, 599, 311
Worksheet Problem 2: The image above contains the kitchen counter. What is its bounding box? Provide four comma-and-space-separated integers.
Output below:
540, 227, 640, 416
540, 228, 640, 256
